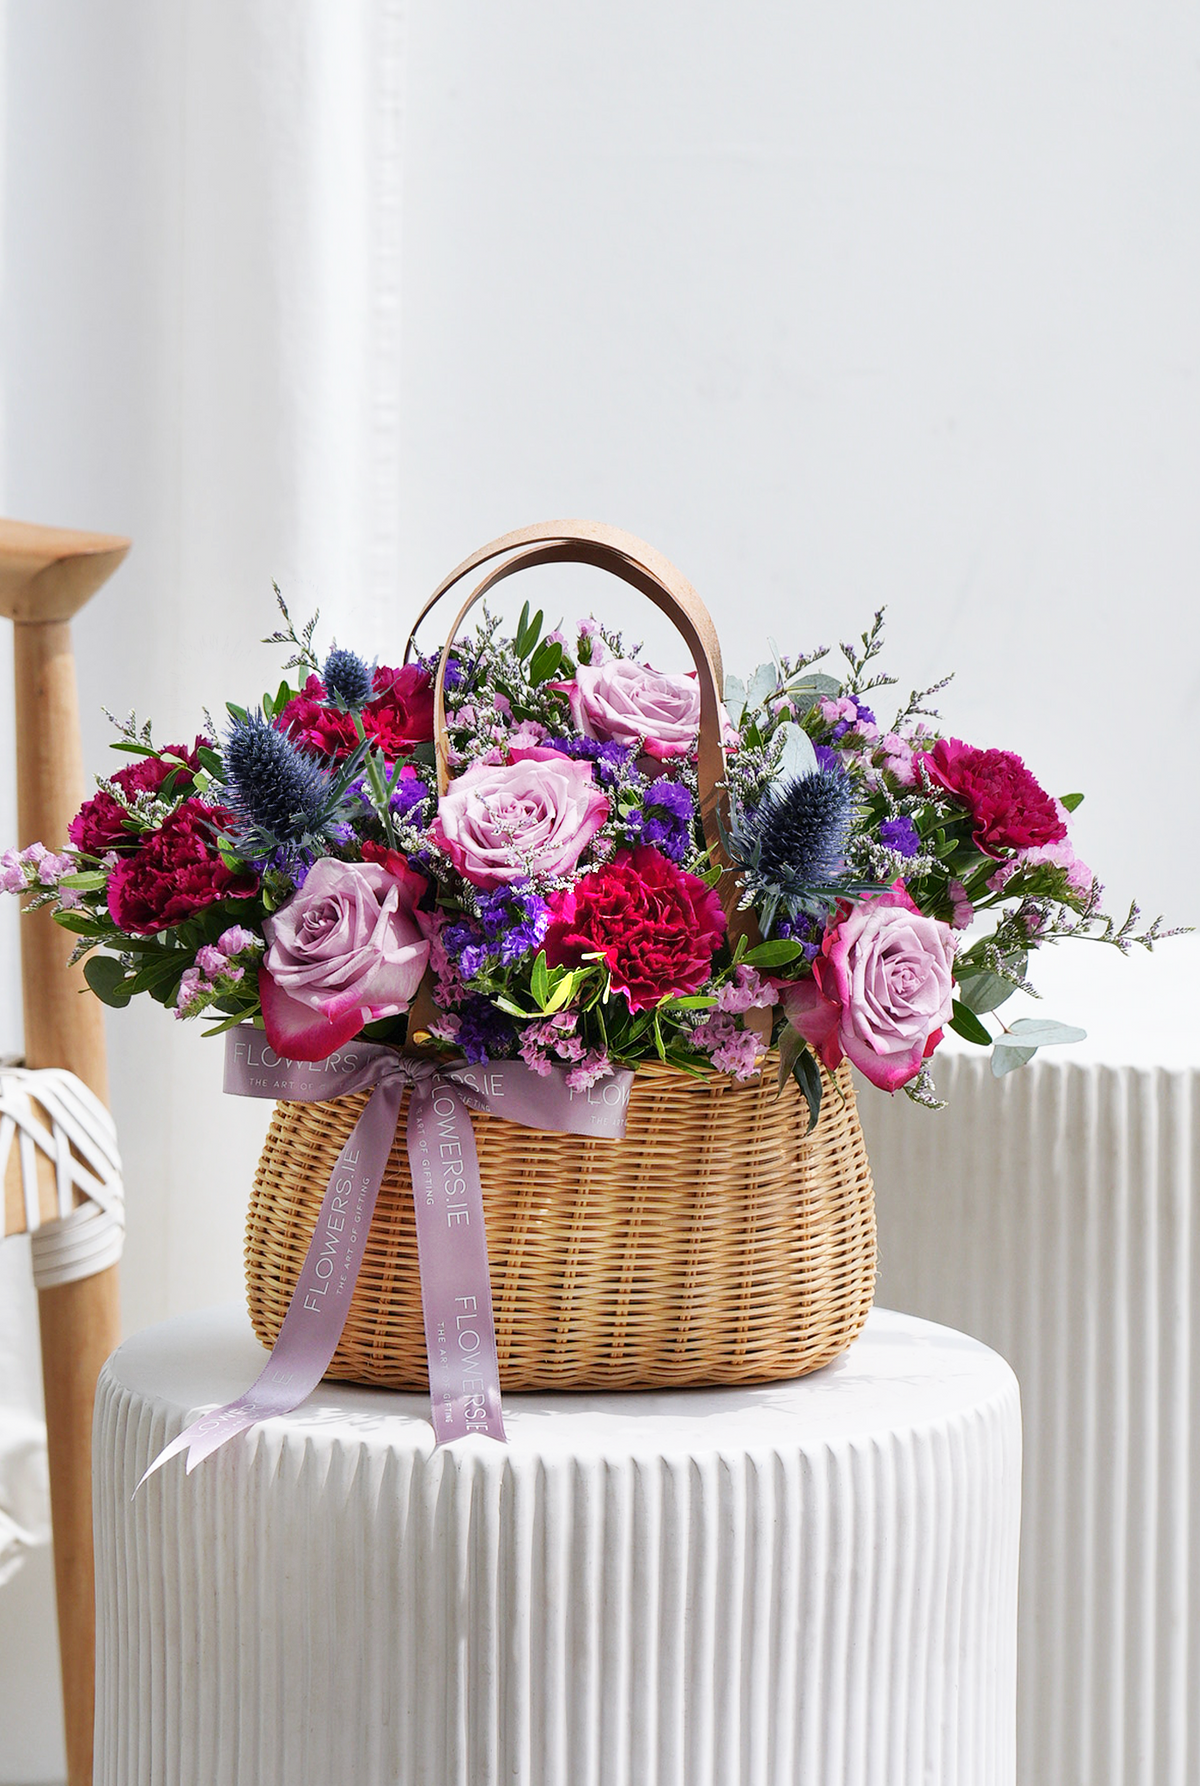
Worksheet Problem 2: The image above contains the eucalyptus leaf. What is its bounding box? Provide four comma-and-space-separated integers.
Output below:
772, 721, 818, 785
1002, 1018, 1087, 1048
992, 1043, 1038, 1077
784, 672, 841, 716
723, 673, 747, 716
955, 953, 1028, 1015
746, 662, 779, 710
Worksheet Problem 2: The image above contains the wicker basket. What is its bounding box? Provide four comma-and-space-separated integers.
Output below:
244, 522, 878, 1392
246, 1056, 875, 1391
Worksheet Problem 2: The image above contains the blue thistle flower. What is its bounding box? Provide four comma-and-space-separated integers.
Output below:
225, 715, 329, 840
754, 769, 855, 888
731, 766, 865, 934
322, 647, 374, 711
223, 713, 342, 858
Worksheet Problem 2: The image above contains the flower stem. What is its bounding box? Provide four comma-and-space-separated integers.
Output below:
354, 715, 398, 848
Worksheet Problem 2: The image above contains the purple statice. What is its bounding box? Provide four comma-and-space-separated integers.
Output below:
623, 777, 695, 862
391, 773, 431, 821
454, 996, 516, 1064
814, 744, 840, 774
442, 918, 490, 981
475, 881, 551, 963
773, 910, 825, 963
418, 652, 466, 691
541, 735, 632, 787
443, 881, 551, 981
879, 814, 920, 859
347, 771, 431, 824
820, 695, 878, 743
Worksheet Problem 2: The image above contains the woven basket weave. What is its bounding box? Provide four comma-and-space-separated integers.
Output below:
245, 1056, 875, 1391
244, 522, 878, 1391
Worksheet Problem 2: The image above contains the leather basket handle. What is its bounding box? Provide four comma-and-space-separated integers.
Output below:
404, 520, 736, 878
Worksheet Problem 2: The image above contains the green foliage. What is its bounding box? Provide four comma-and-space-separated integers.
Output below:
84, 954, 132, 1008
949, 1001, 992, 1046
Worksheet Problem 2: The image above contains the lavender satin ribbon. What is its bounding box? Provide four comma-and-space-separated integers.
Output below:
139, 1030, 632, 1486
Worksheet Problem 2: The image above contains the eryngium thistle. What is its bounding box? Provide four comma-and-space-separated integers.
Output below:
753, 768, 855, 889
729, 767, 863, 934
223, 713, 332, 846
322, 647, 374, 710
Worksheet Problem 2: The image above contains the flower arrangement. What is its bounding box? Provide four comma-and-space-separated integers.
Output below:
3, 595, 1175, 1129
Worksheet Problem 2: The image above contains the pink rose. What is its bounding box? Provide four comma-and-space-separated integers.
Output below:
259, 856, 430, 1060
568, 659, 703, 760
429, 747, 609, 887
782, 885, 955, 1092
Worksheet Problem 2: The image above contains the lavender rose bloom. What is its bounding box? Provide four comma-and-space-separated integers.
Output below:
259, 856, 429, 1060
430, 747, 609, 887
782, 885, 955, 1092
569, 659, 703, 760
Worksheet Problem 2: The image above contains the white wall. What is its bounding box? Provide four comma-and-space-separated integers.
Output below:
1, 4, 1198, 1778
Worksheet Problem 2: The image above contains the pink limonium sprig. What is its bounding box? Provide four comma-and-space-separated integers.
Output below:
175, 925, 264, 1021
0, 844, 85, 907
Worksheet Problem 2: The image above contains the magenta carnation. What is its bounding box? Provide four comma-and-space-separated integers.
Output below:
106, 800, 258, 934
543, 845, 726, 1011
68, 739, 206, 856
918, 737, 1067, 858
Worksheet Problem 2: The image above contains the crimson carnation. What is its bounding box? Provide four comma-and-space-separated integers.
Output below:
276, 664, 434, 761
68, 740, 207, 856
106, 799, 258, 934
919, 737, 1067, 858
543, 845, 726, 1011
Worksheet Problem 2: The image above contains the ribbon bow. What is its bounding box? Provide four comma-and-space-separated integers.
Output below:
140, 1031, 632, 1484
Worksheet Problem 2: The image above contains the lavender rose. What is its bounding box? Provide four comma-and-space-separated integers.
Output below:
782, 885, 955, 1092
429, 747, 609, 887
259, 856, 430, 1060
568, 659, 703, 760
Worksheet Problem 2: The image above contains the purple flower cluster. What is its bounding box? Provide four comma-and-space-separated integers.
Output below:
773, 910, 824, 963
875, 817, 921, 857
454, 996, 516, 1064
348, 773, 430, 824
542, 735, 632, 787
442, 880, 551, 979
879, 814, 920, 859
623, 777, 695, 862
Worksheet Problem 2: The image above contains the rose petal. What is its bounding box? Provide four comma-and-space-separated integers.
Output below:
258, 965, 365, 1062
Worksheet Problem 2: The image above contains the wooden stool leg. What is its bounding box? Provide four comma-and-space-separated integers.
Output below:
2, 518, 130, 1786
38, 1267, 122, 1786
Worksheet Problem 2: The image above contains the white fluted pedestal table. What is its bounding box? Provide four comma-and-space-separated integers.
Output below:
94, 1304, 1020, 1786
860, 939, 1200, 1786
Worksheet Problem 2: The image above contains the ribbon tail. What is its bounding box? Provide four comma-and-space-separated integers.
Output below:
135, 1074, 406, 1493
406, 1080, 506, 1445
